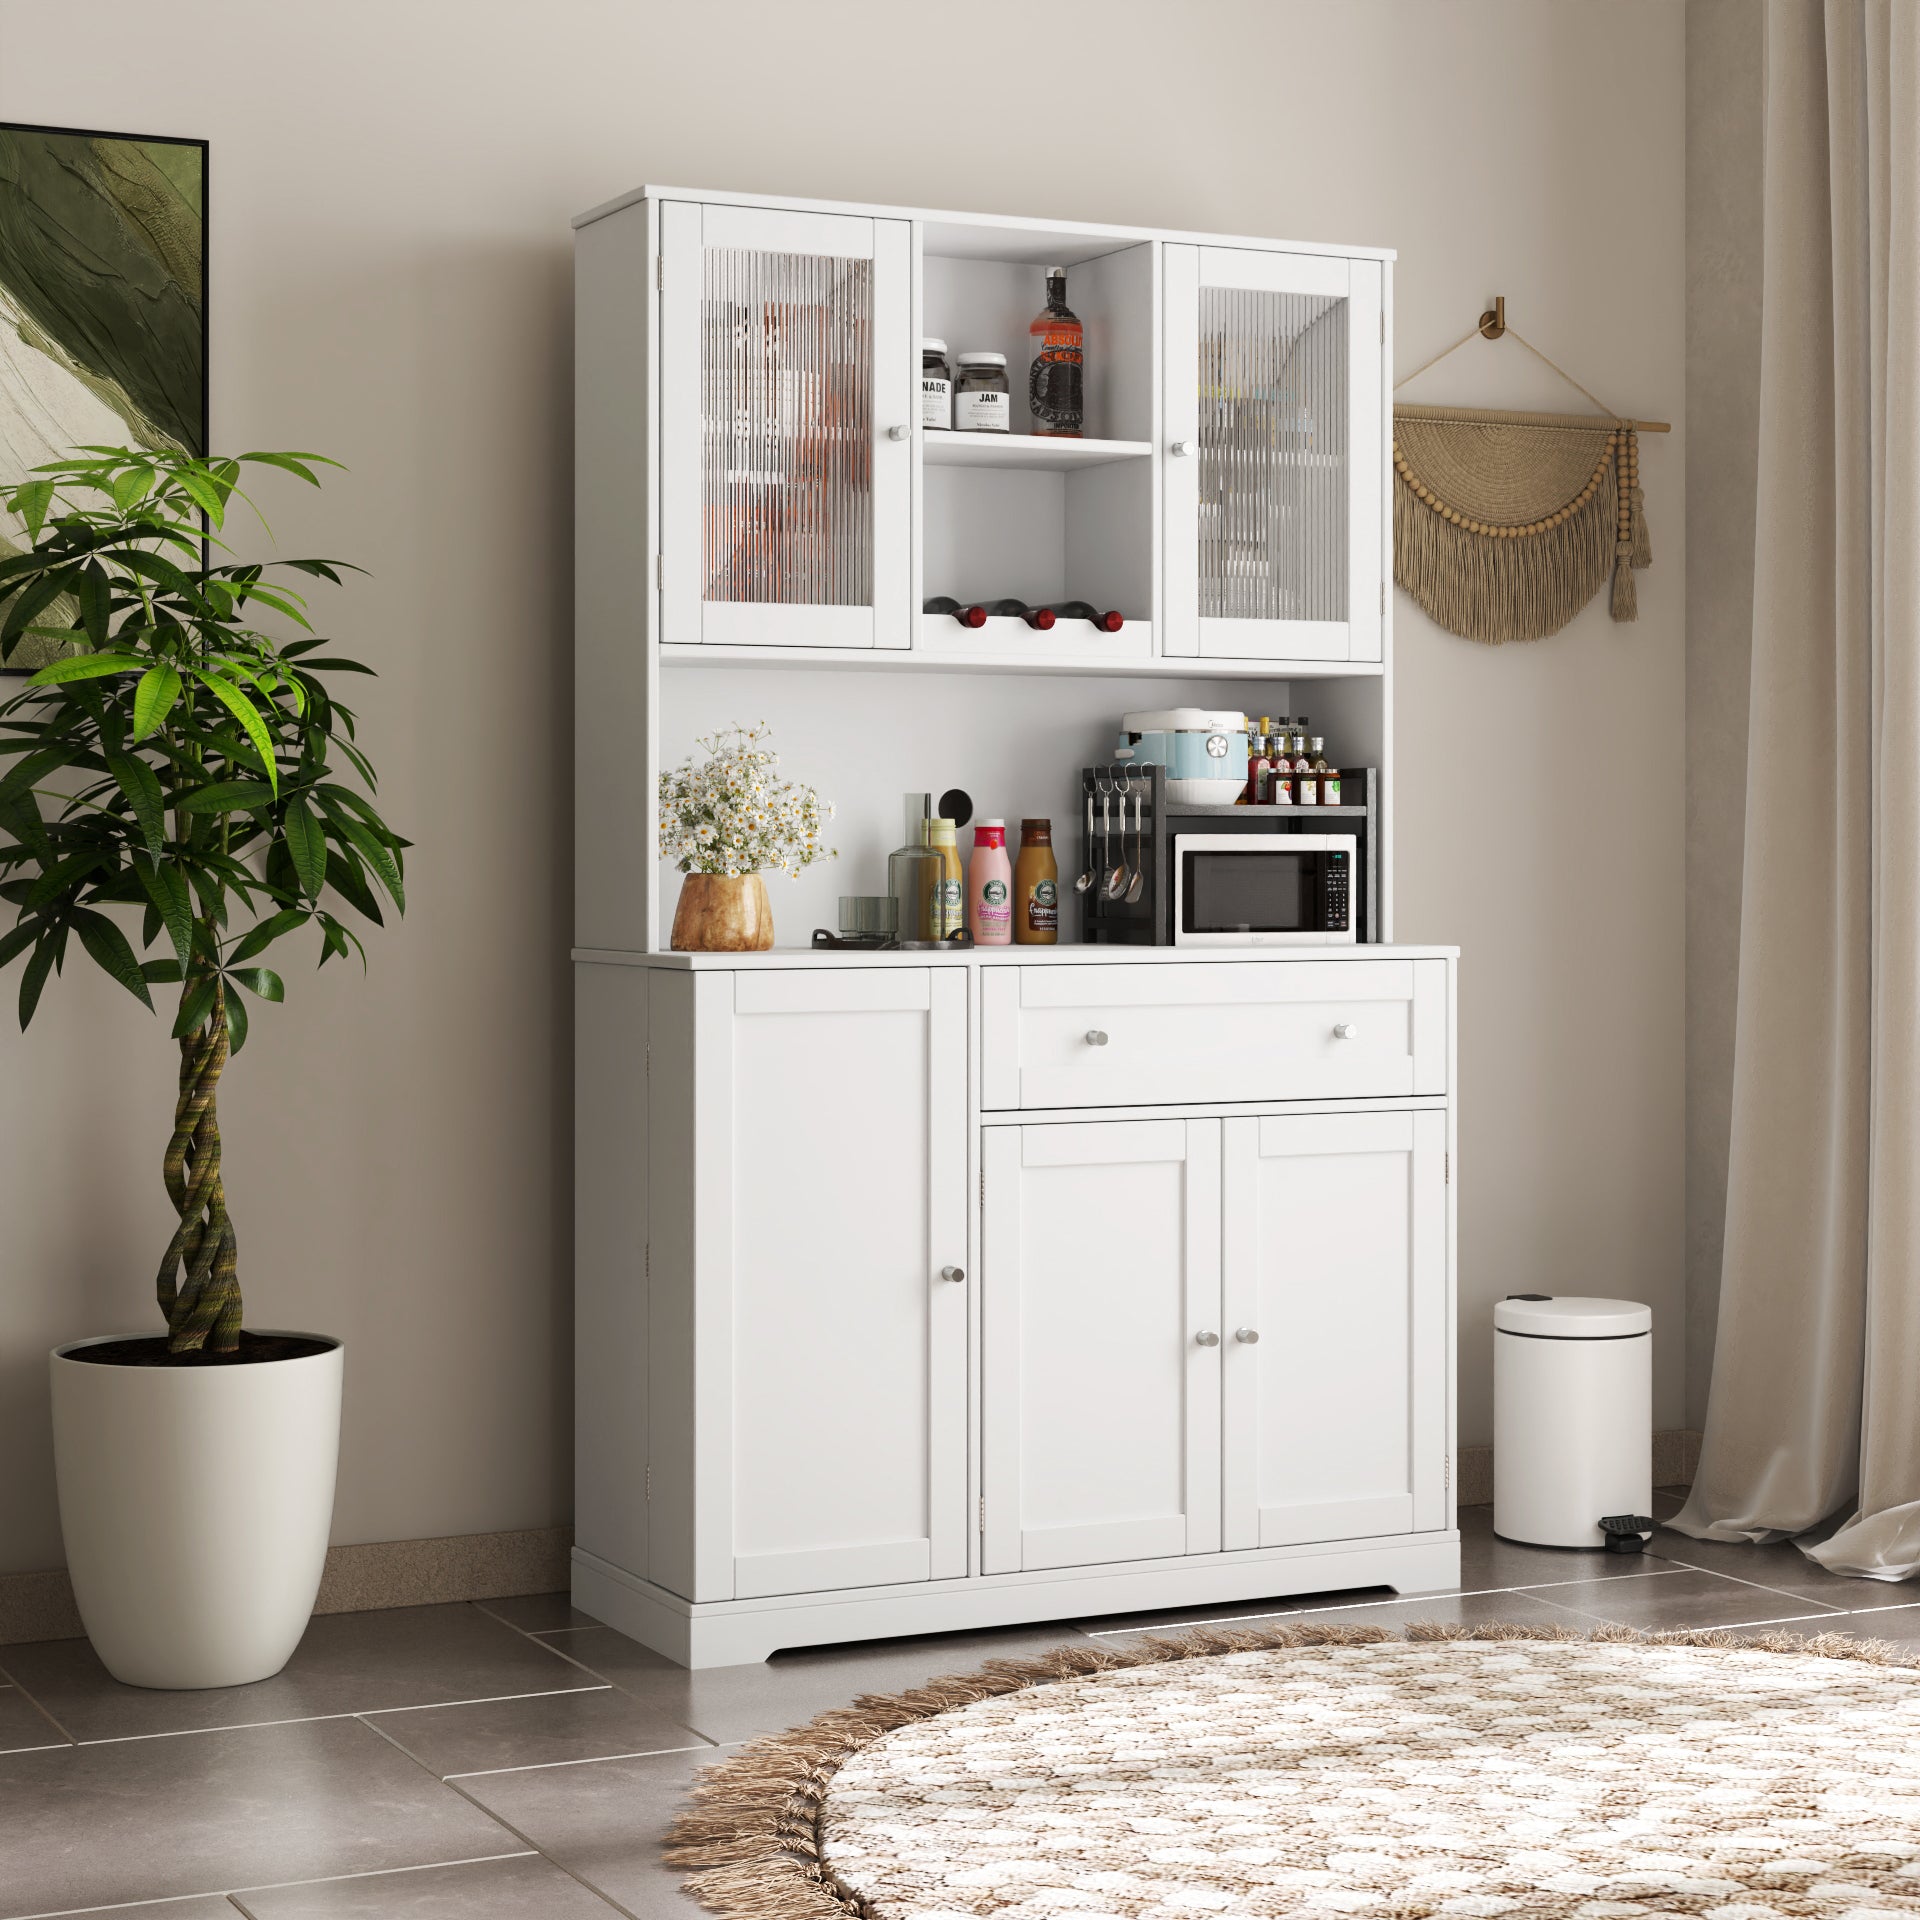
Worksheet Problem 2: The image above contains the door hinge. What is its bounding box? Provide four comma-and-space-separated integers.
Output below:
980, 1168, 986, 1212
657, 554, 665, 591
1445, 1150, 1450, 1185
645, 1241, 651, 1279
1381, 580, 1387, 615
1381, 309, 1386, 345
978, 1496, 986, 1534
646, 1462, 653, 1501
1444, 1452, 1451, 1492
656, 253, 665, 291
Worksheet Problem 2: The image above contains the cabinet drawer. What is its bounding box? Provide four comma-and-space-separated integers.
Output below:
981, 960, 1447, 1111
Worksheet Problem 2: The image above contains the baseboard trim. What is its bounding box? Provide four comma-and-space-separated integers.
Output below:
0, 1525, 573, 1648
1457, 1429, 1701, 1511
3, 1431, 1708, 1648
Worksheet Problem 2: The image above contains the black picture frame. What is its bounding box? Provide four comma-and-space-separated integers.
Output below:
0, 120, 208, 674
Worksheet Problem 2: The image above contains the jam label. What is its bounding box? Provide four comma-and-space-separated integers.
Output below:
955, 389, 1009, 431
920, 376, 951, 429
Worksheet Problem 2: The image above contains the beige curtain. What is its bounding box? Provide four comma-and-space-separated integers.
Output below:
1673, 0, 1920, 1573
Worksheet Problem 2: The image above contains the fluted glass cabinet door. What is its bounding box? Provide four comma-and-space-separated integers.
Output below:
1163, 247, 1384, 663
660, 202, 911, 649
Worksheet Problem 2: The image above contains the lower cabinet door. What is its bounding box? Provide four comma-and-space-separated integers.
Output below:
1221, 1110, 1449, 1549
722, 969, 969, 1599
982, 1119, 1222, 1574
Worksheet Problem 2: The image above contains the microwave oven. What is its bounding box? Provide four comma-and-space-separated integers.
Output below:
1171, 833, 1357, 947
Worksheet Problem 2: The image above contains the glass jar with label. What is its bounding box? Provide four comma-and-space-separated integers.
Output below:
921, 338, 952, 431
954, 351, 1011, 432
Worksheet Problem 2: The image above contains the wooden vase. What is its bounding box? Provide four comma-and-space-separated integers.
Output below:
671, 872, 775, 952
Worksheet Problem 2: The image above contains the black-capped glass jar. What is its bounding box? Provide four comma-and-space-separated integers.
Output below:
921, 338, 952, 431
954, 351, 1011, 432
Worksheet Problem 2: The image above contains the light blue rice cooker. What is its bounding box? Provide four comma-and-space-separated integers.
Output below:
1118, 708, 1249, 803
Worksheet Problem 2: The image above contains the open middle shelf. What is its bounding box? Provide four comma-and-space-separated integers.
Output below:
921, 434, 1152, 472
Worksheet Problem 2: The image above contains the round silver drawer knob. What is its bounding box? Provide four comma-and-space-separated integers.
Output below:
1170, 438, 1193, 457
1333, 1022, 1358, 1040
887, 424, 910, 441
1235, 1327, 1261, 1344
1195, 1329, 1220, 1348
941, 1264, 965, 1284
1085, 1029, 1109, 1047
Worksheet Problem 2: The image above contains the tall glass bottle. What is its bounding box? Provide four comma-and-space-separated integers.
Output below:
1028, 266, 1084, 438
887, 794, 941, 941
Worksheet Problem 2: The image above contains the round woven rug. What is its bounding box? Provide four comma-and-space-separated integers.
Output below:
667, 1622, 1920, 1920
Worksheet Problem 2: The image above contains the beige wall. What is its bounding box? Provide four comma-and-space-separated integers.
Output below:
1683, 0, 1764, 1429
0, 0, 1685, 1574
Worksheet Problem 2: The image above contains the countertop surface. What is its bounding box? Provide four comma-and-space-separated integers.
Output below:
575, 942, 1459, 969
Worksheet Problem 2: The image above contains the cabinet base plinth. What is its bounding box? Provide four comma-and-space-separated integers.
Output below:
572, 1534, 1463, 1670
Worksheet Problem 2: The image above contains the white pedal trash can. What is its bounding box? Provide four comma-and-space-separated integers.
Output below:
1494, 1294, 1652, 1549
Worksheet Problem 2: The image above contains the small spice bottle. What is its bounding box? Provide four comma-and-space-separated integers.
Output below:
921, 338, 952, 431
1013, 819, 1059, 945
954, 351, 1011, 432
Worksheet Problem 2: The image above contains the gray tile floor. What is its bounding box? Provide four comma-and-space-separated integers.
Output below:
7, 1493, 1920, 1919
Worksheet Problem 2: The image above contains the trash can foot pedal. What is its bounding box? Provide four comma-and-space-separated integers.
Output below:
1599, 1513, 1656, 1553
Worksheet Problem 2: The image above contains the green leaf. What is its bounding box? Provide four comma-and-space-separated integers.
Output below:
224, 986, 250, 1055
141, 958, 185, 984
172, 975, 218, 1041
227, 965, 284, 1002
0, 744, 72, 812
109, 464, 156, 513
75, 561, 110, 650
18, 936, 54, 1028
176, 779, 276, 814
227, 905, 308, 965
324, 848, 384, 924
26, 850, 107, 913
15, 480, 55, 541
132, 665, 183, 740
282, 796, 326, 899
70, 908, 153, 1009
27, 652, 143, 686
174, 467, 226, 525
195, 674, 280, 796
2, 569, 77, 660
239, 451, 342, 486
337, 818, 405, 912
0, 919, 37, 969
107, 753, 166, 859
133, 855, 194, 968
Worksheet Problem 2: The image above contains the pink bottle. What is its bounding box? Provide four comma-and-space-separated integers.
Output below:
968, 819, 1013, 945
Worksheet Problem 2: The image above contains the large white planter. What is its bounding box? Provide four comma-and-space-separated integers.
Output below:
51, 1331, 343, 1689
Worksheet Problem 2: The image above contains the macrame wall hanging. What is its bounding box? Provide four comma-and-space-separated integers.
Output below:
1392, 297, 1667, 644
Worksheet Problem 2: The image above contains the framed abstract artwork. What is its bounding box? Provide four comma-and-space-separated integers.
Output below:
0, 121, 207, 672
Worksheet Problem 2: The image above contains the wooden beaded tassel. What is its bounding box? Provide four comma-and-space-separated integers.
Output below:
1627, 428, 1651, 569
1609, 428, 1638, 622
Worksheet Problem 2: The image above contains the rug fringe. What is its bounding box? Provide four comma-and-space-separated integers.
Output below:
664, 1617, 1916, 1920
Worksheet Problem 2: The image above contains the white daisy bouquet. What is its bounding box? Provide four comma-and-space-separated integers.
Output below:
657, 724, 837, 879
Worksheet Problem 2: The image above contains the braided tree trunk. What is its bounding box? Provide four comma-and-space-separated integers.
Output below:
157, 979, 242, 1355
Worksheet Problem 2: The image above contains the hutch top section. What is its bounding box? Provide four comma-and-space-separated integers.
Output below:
576, 184, 1396, 680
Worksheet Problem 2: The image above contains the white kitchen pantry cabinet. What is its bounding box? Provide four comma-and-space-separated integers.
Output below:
574, 951, 1459, 1668
573, 184, 1452, 1669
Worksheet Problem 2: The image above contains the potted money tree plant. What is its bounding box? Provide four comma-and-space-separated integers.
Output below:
0, 448, 406, 1689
